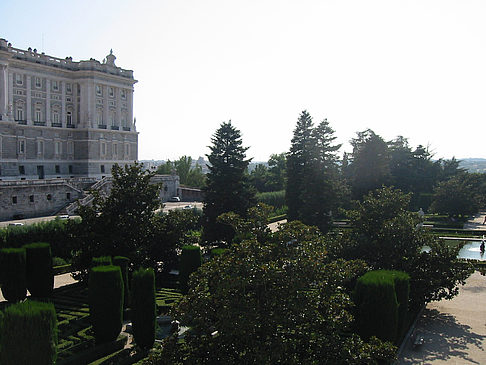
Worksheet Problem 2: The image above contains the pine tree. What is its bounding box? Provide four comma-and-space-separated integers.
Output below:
202, 121, 255, 243
286, 112, 344, 232
286, 110, 314, 222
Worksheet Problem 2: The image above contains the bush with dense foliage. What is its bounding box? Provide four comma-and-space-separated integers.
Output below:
179, 245, 202, 292
89, 265, 124, 344
354, 270, 398, 343
390, 270, 410, 340
92, 256, 112, 267
0, 247, 27, 302
131, 267, 156, 349
24, 242, 53, 298
256, 190, 286, 209
0, 219, 73, 260
0, 300, 58, 365
151, 221, 396, 364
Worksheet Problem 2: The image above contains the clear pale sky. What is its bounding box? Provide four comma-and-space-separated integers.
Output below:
2, 0, 486, 162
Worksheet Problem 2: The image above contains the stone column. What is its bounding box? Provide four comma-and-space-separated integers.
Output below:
128, 89, 134, 129
116, 88, 121, 127
103, 86, 108, 127
61, 81, 66, 127
46, 80, 51, 125
0, 64, 6, 118
8, 71, 13, 121
26, 75, 32, 124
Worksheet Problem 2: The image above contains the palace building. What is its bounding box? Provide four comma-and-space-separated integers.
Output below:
0, 37, 138, 180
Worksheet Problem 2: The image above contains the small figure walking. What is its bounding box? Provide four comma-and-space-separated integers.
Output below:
481, 239, 485, 253
482, 215, 486, 225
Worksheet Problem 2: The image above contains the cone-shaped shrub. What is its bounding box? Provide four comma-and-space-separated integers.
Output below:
113, 256, 130, 308
179, 245, 202, 292
24, 242, 54, 298
354, 270, 398, 342
131, 267, 156, 349
389, 270, 410, 342
0, 248, 27, 302
89, 265, 124, 344
0, 300, 58, 365
91, 256, 112, 267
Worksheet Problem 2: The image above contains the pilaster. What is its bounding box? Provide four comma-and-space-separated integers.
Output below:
8, 71, 13, 121
61, 81, 66, 127
26, 75, 32, 124
46, 79, 51, 125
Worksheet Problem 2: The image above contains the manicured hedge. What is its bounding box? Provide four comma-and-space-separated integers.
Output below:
91, 256, 112, 267
354, 270, 398, 343
24, 242, 54, 298
0, 300, 58, 365
131, 267, 156, 349
113, 256, 130, 308
0, 248, 27, 302
389, 270, 410, 341
179, 245, 202, 292
210, 248, 228, 258
89, 265, 124, 344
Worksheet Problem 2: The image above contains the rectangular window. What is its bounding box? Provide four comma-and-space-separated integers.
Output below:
96, 84, 102, 96
125, 143, 130, 157
96, 111, 103, 125
55, 165, 60, 173
66, 83, 72, 93
12, 196, 17, 204
52, 80, 59, 91
66, 111, 72, 125
19, 140, 25, 154
100, 165, 105, 173
55, 141, 61, 155
15, 74, 23, 85
66, 192, 71, 200
113, 143, 118, 157
101, 142, 106, 156
68, 165, 73, 174
19, 165, 25, 174
35, 77, 41, 88
67, 141, 74, 155
121, 89, 126, 99
29, 195, 34, 203
37, 140, 44, 155
52, 111, 59, 123
35, 108, 42, 122
109, 87, 114, 97
16, 107, 24, 121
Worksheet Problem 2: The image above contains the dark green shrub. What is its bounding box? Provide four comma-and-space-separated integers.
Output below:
389, 270, 410, 341
179, 245, 202, 292
354, 270, 398, 342
52, 256, 68, 266
0, 248, 27, 302
91, 256, 112, 267
256, 190, 286, 209
89, 265, 124, 344
24, 242, 54, 298
131, 267, 156, 349
113, 256, 130, 308
210, 248, 228, 258
0, 300, 58, 365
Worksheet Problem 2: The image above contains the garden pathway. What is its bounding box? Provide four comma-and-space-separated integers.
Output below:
397, 272, 486, 364
0, 272, 77, 302
463, 211, 486, 231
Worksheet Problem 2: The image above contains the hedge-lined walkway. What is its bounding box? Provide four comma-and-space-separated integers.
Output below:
398, 271, 486, 364
463, 211, 486, 231
0, 272, 76, 302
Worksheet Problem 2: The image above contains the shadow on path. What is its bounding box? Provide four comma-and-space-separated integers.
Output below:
400, 308, 486, 364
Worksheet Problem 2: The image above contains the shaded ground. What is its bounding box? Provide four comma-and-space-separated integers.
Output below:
398, 272, 486, 364
463, 211, 486, 231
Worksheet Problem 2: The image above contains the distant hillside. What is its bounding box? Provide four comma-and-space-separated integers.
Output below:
459, 158, 486, 173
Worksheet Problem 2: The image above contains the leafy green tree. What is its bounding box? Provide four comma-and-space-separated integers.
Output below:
156, 160, 174, 175
327, 187, 472, 310
153, 222, 396, 365
249, 163, 270, 192
287, 112, 345, 231
267, 152, 286, 191
345, 129, 390, 199
71, 163, 162, 280
185, 163, 206, 188
202, 121, 256, 244
430, 173, 481, 217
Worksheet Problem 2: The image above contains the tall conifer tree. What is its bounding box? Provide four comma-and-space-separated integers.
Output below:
202, 121, 255, 243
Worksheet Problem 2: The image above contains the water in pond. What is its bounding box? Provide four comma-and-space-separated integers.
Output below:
422, 240, 486, 261
457, 241, 486, 261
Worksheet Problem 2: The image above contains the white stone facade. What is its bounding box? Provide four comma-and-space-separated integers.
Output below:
0, 38, 138, 180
